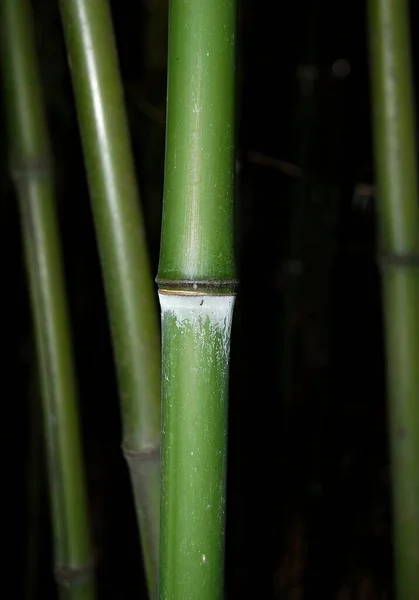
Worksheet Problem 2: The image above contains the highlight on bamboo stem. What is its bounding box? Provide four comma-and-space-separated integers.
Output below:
58, 0, 161, 596
156, 0, 237, 598
0, 0, 96, 598
368, 0, 419, 597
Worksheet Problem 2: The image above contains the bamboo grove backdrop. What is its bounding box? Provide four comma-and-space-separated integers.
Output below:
2, 0, 419, 598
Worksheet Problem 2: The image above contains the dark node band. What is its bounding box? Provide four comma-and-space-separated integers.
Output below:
379, 251, 419, 269
55, 563, 95, 587
155, 278, 239, 294
11, 155, 53, 181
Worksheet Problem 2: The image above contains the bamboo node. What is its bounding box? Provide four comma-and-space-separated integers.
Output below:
122, 444, 160, 461
54, 562, 95, 588
10, 155, 53, 181
156, 278, 238, 295
379, 251, 419, 269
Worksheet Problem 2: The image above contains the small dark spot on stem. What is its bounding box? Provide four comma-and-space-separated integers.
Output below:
397, 427, 407, 440
200, 299, 204, 306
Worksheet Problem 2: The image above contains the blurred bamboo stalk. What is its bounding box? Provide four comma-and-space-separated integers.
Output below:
368, 0, 419, 597
157, 0, 237, 597
58, 1, 161, 596
25, 370, 43, 600
0, 1, 95, 598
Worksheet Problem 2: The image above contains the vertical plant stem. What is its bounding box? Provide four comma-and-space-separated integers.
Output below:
0, 1, 95, 598
25, 369, 43, 600
58, 1, 161, 596
368, 0, 419, 597
157, 0, 237, 598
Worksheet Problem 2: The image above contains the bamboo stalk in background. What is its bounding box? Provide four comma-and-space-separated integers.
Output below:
0, 1, 95, 598
25, 369, 43, 600
157, 0, 237, 597
58, 1, 161, 596
368, 0, 419, 597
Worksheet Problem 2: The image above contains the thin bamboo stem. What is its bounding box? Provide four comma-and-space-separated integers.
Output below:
0, 1, 95, 598
25, 369, 43, 600
58, 1, 161, 596
157, 0, 237, 598
368, 0, 419, 596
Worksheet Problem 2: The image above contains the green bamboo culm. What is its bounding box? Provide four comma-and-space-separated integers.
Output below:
368, 0, 419, 597
157, 0, 237, 598
25, 370, 43, 600
58, 1, 161, 596
0, 1, 95, 598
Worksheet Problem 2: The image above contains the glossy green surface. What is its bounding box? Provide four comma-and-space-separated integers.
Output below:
0, 1, 95, 597
157, 0, 237, 286
59, 0, 161, 594
369, 0, 419, 596
159, 296, 233, 600
157, 0, 237, 597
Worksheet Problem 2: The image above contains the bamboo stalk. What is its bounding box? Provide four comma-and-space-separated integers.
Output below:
0, 1, 95, 598
157, 0, 237, 598
25, 368, 43, 600
368, 0, 419, 597
57, 1, 161, 596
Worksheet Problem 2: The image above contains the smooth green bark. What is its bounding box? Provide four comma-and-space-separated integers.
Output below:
58, 0, 161, 595
157, 0, 237, 598
157, 0, 236, 289
368, 0, 419, 596
158, 294, 234, 600
0, 1, 95, 597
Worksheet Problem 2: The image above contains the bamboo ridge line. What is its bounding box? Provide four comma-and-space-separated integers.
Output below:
156, 279, 238, 287
10, 156, 53, 179
379, 251, 419, 268
156, 279, 238, 296
122, 445, 160, 459
54, 563, 96, 587
158, 289, 236, 296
